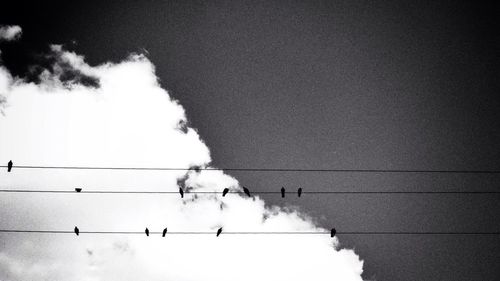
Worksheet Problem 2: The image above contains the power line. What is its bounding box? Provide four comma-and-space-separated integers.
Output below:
0, 229, 499, 235
2, 165, 500, 173
0, 189, 499, 195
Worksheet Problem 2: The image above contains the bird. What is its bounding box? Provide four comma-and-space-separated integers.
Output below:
216, 227, 223, 237
242, 186, 251, 197
74, 226, 79, 236
222, 188, 229, 197
179, 187, 184, 198
145, 228, 150, 236
281, 187, 285, 198
75, 188, 82, 193
7, 160, 13, 172
162, 228, 168, 237
330, 228, 336, 238
297, 188, 302, 197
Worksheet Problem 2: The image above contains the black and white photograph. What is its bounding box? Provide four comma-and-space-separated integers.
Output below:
0, 1, 499, 280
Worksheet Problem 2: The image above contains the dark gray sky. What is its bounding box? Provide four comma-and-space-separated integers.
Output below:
1, 0, 499, 280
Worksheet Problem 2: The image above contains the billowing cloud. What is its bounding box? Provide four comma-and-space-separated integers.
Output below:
0, 25, 22, 41
0, 41, 364, 280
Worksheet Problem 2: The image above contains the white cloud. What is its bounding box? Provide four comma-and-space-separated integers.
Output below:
0, 44, 364, 281
0, 25, 22, 41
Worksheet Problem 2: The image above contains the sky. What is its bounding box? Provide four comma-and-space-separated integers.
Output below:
0, 29, 364, 281
1, 0, 499, 280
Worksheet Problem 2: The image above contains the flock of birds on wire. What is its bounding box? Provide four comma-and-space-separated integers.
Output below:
6, 160, 337, 238
71, 226, 337, 238
6, 160, 303, 198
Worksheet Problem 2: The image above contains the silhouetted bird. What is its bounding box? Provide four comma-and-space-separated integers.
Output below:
222, 188, 229, 197
145, 228, 150, 236
330, 228, 336, 238
75, 188, 82, 193
7, 160, 13, 172
162, 228, 168, 237
281, 187, 285, 198
243, 187, 251, 197
179, 187, 184, 198
74, 226, 79, 236
216, 227, 223, 237
297, 188, 302, 197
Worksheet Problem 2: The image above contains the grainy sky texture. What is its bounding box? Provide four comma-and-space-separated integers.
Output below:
0, 0, 499, 280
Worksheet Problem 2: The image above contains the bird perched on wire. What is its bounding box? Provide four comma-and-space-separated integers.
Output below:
162, 228, 168, 237
297, 188, 302, 197
7, 160, 13, 172
330, 228, 336, 238
145, 228, 150, 236
179, 187, 184, 198
75, 188, 82, 193
74, 226, 79, 236
242, 186, 251, 197
281, 187, 286, 198
222, 188, 229, 197
216, 227, 223, 237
